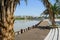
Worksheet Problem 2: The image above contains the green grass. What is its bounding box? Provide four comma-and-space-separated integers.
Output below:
15, 18, 25, 20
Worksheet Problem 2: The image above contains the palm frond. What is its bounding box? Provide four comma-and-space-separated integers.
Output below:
56, 0, 59, 3
24, 0, 27, 5
40, 0, 47, 6
14, 0, 20, 5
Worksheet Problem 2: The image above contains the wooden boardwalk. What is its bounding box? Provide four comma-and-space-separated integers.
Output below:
15, 20, 50, 40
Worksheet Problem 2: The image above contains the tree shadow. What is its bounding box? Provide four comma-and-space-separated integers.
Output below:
35, 26, 54, 30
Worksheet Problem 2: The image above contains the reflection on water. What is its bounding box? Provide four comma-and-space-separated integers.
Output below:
14, 20, 40, 32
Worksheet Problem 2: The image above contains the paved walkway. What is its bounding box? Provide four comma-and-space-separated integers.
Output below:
38, 21, 50, 27
15, 28, 49, 40
15, 20, 50, 40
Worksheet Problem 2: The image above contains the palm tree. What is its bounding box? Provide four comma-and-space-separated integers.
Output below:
42, 3, 60, 23
0, 0, 27, 40
51, 3, 60, 23
41, 0, 59, 27
41, 0, 55, 27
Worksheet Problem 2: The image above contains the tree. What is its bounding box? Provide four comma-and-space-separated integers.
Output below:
51, 3, 60, 22
0, 0, 27, 40
42, 3, 60, 22
41, 0, 59, 27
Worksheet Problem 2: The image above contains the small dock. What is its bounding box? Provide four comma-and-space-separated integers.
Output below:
15, 20, 50, 40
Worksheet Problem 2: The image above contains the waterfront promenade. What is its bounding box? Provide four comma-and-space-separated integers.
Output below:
15, 20, 50, 40
15, 19, 60, 40
15, 28, 49, 40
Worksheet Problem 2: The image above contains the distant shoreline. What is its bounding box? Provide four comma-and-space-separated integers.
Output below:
43, 19, 60, 21
15, 18, 41, 20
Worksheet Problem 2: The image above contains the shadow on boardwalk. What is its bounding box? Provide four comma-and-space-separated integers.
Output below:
36, 26, 53, 30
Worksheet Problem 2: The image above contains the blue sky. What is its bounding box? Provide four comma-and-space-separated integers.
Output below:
14, 0, 55, 17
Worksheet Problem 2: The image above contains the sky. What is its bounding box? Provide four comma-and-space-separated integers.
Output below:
14, 0, 55, 17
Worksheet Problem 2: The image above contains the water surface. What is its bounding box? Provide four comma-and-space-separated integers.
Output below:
14, 20, 40, 32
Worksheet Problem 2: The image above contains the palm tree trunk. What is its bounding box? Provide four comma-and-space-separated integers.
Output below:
44, 0, 56, 27
52, 13, 56, 27
49, 6, 56, 27
0, 0, 15, 40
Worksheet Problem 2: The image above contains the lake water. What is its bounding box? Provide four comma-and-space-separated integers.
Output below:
14, 19, 60, 32
14, 20, 40, 32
